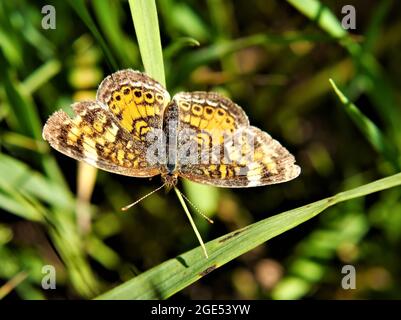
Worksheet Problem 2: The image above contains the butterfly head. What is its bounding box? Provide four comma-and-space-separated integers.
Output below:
162, 172, 178, 190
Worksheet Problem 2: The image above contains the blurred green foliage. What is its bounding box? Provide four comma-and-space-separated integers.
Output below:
1, 0, 401, 299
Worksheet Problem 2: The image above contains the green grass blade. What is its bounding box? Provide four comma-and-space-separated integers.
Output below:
164, 37, 200, 61
0, 52, 42, 139
68, 0, 119, 71
1, 131, 47, 153
330, 79, 400, 170
21, 59, 61, 95
96, 172, 401, 299
363, 0, 392, 53
0, 2, 23, 67
0, 153, 75, 211
286, 0, 346, 38
128, 0, 166, 86
92, 0, 139, 67
0, 50, 68, 189
168, 2, 210, 42
0, 181, 45, 222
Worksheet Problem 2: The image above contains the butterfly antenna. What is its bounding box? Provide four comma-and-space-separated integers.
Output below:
175, 188, 214, 224
121, 183, 166, 211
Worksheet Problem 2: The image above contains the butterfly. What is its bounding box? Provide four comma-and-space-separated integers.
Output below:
42, 69, 300, 190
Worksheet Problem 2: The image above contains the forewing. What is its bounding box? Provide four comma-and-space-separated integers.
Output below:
42, 101, 160, 177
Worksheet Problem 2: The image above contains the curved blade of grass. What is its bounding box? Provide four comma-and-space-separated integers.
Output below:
0, 1, 23, 67
68, 0, 119, 71
330, 79, 400, 170
1, 131, 47, 152
97, 172, 401, 299
0, 180, 46, 222
0, 50, 67, 189
363, 0, 392, 53
0, 154, 74, 211
92, 0, 139, 67
164, 37, 200, 61
169, 2, 210, 42
129, 0, 165, 86
286, 0, 346, 38
21, 59, 61, 95
0, 53, 42, 139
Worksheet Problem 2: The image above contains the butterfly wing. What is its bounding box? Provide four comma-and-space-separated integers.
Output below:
173, 92, 300, 187
43, 69, 172, 177
43, 101, 160, 177
96, 69, 170, 141
178, 126, 300, 187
